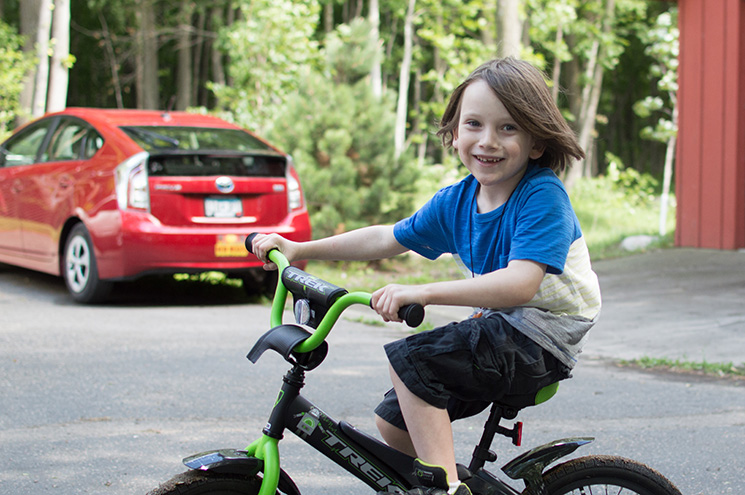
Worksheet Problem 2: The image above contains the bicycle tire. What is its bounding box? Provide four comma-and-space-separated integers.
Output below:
147, 471, 276, 495
532, 455, 682, 495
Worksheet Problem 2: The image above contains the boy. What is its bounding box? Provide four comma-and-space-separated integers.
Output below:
251, 57, 601, 495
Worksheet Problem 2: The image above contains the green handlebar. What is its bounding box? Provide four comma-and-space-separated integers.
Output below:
263, 247, 423, 353
267, 249, 291, 328
266, 249, 374, 354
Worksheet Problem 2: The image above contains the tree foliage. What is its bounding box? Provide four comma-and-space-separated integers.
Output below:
210, 0, 321, 135
0, 0, 680, 232
0, 20, 35, 139
266, 25, 419, 238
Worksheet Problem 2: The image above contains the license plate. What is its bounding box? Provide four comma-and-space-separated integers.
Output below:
205, 196, 242, 218
214, 234, 248, 258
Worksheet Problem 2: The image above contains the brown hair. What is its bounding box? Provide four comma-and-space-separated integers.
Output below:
437, 57, 585, 174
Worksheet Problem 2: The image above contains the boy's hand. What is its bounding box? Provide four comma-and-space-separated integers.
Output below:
250, 233, 298, 271
372, 284, 425, 323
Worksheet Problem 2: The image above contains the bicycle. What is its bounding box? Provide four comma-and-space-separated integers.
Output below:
148, 234, 682, 495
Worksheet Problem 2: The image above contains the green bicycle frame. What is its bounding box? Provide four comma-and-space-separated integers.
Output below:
249, 250, 376, 495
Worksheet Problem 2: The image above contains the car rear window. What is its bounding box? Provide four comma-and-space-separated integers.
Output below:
121, 126, 286, 177
120, 126, 272, 152
147, 153, 286, 177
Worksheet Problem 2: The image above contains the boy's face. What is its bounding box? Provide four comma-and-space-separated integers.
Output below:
453, 79, 544, 209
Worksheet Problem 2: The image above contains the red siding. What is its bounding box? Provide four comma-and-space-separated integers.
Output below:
676, 0, 745, 249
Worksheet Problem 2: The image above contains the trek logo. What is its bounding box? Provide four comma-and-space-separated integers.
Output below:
323, 432, 397, 491
284, 270, 330, 294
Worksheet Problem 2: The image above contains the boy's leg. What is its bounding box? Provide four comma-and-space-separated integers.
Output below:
389, 364, 459, 486
375, 413, 416, 457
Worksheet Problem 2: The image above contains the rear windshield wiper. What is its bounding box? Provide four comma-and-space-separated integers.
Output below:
122, 127, 181, 149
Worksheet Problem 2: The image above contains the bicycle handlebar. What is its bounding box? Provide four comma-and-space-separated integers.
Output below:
245, 233, 425, 331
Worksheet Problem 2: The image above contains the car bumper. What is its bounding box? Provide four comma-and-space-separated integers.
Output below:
94, 209, 311, 281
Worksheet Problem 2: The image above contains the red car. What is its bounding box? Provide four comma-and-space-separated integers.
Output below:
0, 108, 311, 303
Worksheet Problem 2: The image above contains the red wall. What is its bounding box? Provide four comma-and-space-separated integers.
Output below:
676, 0, 745, 249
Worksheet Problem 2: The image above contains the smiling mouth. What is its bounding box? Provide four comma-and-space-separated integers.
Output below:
474, 155, 503, 164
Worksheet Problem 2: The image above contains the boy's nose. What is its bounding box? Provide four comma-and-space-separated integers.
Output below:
479, 128, 500, 149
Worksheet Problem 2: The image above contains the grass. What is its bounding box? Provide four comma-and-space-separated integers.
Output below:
620, 356, 745, 380
569, 175, 676, 260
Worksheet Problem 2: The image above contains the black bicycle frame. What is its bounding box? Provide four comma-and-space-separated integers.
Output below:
262, 364, 524, 495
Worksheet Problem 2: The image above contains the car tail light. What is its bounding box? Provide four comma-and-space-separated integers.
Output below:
286, 158, 304, 211
115, 151, 150, 211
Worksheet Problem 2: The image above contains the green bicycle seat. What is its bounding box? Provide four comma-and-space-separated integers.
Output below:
534, 381, 559, 405
497, 382, 560, 410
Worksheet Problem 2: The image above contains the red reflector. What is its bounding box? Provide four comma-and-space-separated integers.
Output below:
515, 421, 523, 447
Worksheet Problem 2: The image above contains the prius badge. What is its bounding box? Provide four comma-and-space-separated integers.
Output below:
215, 176, 235, 193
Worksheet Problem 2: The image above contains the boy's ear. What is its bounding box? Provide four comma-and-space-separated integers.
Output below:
529, 142, 545, 160
452, 130, 459, 150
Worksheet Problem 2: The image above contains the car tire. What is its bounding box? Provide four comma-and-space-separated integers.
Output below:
63, 224, 113, 304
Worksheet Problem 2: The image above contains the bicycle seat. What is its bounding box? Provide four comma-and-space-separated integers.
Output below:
494, 382, 559, 411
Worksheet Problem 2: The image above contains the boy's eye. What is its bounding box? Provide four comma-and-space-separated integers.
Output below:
464, 120, 481, 127
502, 124, 517, 131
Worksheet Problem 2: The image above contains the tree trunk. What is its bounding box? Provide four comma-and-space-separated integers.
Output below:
369, 0, 382, 99
564, 0, 614, 189
482, 0, 496, 50
136, 0, 159, 109
31, 0, 53, 117
394, 0, 415, 160
210, 6, 227, 91
47, 0, 71, 113
192, 7, 207, 107
498, 0, 521, 57
176, 1, 194, 110
98, 12, 124, 108
659, 97, 678, 236
551, 23, 564, 102
324, 1, 333, 33
19, 0, 41, 122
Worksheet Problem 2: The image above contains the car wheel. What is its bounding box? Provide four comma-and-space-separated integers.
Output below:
63, 224, 113, 304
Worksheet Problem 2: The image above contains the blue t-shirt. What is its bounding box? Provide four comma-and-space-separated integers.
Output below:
393, 163, 601, 367
394, 164, 578, 276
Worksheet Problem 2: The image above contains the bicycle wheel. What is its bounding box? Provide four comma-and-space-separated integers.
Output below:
147, 471, 273, 495
536, 455, 681, 495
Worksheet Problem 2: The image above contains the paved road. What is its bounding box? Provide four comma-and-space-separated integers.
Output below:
0, 261, 743, 495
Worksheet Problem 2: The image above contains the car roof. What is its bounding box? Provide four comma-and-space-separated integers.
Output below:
30, 107, 283, 155
57, 107, 243, 129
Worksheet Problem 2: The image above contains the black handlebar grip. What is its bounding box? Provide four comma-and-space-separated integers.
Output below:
398, 304, 425, 328
245, 233, 260, 254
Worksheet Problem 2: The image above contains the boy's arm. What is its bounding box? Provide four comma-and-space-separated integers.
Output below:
372, 259, 546, 322
251, 225, 408, 270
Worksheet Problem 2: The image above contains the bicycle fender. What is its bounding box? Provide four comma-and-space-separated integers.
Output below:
501, 437, 593, 481
183, 449, 301, 495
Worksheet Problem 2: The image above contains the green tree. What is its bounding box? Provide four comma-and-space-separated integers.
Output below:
633, 8, 678, 236
210, 0, 321, 135
0, 20, 34, 139
267, 24, 419, 238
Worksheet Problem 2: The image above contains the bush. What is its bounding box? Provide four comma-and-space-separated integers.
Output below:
267, 71, 419, 238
